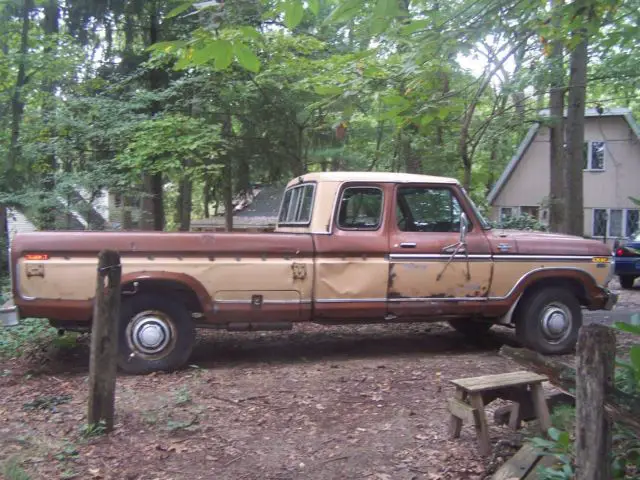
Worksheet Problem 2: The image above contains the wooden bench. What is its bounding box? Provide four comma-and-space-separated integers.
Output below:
448, 371, 551, 456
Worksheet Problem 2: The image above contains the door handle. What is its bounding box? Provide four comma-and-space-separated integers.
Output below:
400, 242, 417, 248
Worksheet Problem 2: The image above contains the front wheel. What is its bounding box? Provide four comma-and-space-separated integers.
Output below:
515, 287, 581, 355
619, 275, 636, 289
117, 294, 196, 375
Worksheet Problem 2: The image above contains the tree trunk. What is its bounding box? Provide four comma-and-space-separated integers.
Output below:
38, 0, 60, 230
175, 160, 193, 232
7, 0, 33, 171
221, 115, 234, 232
565, 8, 591, 237
548, 0, 567, 233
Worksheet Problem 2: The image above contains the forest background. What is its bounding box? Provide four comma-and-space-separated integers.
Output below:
1, 0, 638, 259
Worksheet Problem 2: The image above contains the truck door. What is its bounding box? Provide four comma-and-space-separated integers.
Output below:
312, 182, 392, 322
387, 183, 493, 319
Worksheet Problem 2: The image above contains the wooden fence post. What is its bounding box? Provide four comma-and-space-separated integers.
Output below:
575, 324, 616, 480
87, 249, 121, 432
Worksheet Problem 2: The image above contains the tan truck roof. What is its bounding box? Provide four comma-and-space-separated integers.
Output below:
286, 171, 459, 188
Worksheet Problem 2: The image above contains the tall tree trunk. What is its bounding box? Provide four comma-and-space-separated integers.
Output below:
548, 0, 567, 233
221, 115, 234, 232
175, 159, 193, 231
38, 0, 59, 230
7, 0, 33, 171
565, 3, 593, 237
140, 2, 167, 231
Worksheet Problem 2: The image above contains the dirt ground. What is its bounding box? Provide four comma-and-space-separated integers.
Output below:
1, 281, 638, 480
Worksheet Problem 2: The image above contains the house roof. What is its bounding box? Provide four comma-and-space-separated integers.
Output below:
487, 107, 640, 205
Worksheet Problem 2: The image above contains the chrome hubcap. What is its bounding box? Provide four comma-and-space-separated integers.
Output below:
540, 303, 572, 344
129, 313, 172, 355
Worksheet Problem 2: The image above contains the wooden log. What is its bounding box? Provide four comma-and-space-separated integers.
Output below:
499, 345, 640, 435
575, 324, 615, 480
87, 250, 121, 432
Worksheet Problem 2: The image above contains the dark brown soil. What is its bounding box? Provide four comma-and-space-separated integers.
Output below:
0, 280, 637, 480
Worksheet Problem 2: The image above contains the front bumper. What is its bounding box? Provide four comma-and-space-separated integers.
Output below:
0, 301, 19, 327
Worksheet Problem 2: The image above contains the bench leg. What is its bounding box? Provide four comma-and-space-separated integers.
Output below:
448, 388, 467, 439
469, 392, 491, 456
508, 402, 520, 431
531, 383, 552, 434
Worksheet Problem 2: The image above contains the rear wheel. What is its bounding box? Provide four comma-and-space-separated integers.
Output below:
515, 287, 581, 355
448, 318, 493, 337
619, 275, 636, 289
117, 294, 195, 375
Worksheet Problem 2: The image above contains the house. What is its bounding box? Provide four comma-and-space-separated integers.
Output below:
5, 188, 116, 246
190, 184, 284, 232
487, 107, 640, 243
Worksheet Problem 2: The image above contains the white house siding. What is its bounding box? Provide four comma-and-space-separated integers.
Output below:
490, 115, 640, 242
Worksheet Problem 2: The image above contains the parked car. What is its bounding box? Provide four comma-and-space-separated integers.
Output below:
1, 172, 618, 373
614, 232, 640, 289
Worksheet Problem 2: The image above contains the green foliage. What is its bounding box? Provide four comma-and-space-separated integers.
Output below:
0, 318, 57, 359
79, 420, 107, 439
492, 214, 549, 232
0, 457, 31, 480
529, 317, 640, 479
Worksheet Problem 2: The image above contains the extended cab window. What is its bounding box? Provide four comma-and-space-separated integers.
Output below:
397, 186, 463, 232
278, 183, 315, 225
337, 187, 383, 230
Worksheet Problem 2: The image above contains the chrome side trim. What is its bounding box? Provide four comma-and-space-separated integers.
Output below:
315, 298, 387, 304
214, 299, 312, 305
390, 254, 491, 261
388, 297, 486, 302
492, 255, 600, 262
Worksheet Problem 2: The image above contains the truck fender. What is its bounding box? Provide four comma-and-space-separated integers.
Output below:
120, 271, 213, 313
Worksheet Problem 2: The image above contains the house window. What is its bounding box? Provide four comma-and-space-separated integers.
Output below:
592, 209, 640, 238
628, 210, 639, 237
500, 207, 513, 222
337, 187, 383, 230
520, 206, 539, 219
583, 141, 605, 171
278, 183, 315, 225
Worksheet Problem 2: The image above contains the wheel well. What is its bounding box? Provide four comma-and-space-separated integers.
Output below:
123, 279, 203, 314
518, 277, 588, 308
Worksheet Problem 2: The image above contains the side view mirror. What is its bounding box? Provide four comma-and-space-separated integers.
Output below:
460, 212, 468, 244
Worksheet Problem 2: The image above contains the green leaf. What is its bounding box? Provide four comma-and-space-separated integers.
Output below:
214, 40, 233, 70
191, 46, 218, 65
314, 85, 342, 95
630, 346, 640, 369
614, 321, 640, 335
284, 0, 304, 29
166, 1, 194, 19
400, 18, 430, 35
325, 0, 362, 24
307, 0, 319, 16
233, 42, 260, 73
239, 26, 262, 41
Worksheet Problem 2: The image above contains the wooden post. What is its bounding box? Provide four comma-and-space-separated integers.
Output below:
87, 250, 121, 432
575, 324, 615, 480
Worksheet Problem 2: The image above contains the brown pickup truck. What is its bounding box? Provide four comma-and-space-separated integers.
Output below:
1, 172, 618, 374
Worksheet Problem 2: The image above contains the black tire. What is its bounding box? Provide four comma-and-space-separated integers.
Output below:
117, 293, 196, 375
448, 319, 493, 337
515, 287, 581, 355
619, 275, 636, 289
